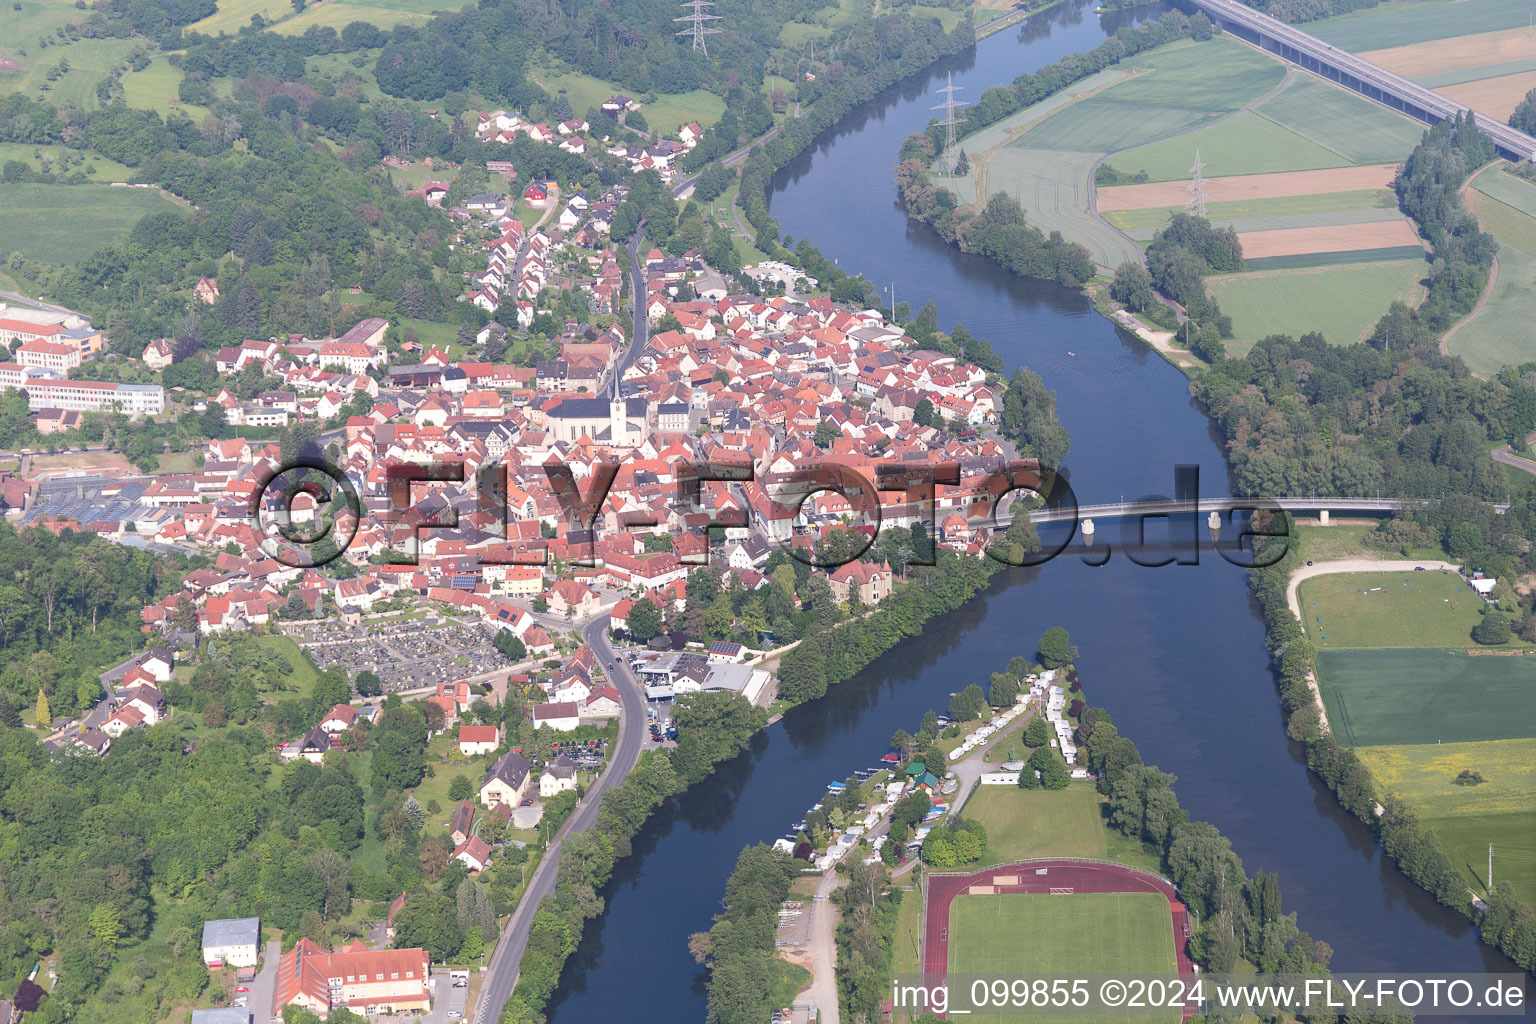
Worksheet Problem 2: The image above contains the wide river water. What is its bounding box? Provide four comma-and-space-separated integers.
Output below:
547, 3, 1522, 1019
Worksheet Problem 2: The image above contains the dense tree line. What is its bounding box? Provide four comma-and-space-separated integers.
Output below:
775, 548, 1000, 703
1245, 516, 1536, 971
502, 691, 765, 1023
1235, 0, 1381, 24
835, 858, 903, 1021
695, 845, 800, 1024
1137, 212, 1241, 361
0, 521, 187, 724
1193, 331, 1536, 499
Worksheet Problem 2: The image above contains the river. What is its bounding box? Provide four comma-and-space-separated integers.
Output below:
544, 4, 1521, 1020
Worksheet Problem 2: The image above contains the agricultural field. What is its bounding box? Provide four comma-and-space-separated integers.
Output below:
1299, 570, 1497, 650
1104, 110, 1345, 183
1019, 39, 1285, 154
0, 0, 92, 94
1120, 207, 1407, 244
1355, 739, 1536, 903
1306, 0, 1535, 52
1315, 649, 1536, 747
274, 0, 453, 36
1234, 219, 1421, 259
985, 148, 1140, 270
1250, 73, 1425, 167
947, 892, 1179, 1024
1097, 164, 1400, 212
1, 37, 139, 111
1204, 258, 1427, 353
0, 182, 184, 264
961, 784, 1108, 866
1439, 69, 1536, 121
1360, 25, 1536, 80
1104, 189, 1397, 232
1446, 167, 1536, 373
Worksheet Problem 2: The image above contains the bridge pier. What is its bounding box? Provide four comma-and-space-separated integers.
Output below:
1319, 509, 1330, 525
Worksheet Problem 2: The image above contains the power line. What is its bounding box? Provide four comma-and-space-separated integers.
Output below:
932, 72, 967, 175
675, 0, 722, 53
1186, 147, 1209, 218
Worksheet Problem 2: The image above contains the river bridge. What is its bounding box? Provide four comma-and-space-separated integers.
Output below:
1190, 0, 1536, 162
1009, 495, 1508, 526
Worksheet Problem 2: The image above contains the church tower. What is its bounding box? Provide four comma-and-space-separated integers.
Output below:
608, 375, 628, 446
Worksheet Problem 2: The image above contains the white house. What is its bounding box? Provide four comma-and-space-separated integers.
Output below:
539, 754, 579, 797
458, 724, 502, 756
202, 917, 260, 969
531, 701, 580, 732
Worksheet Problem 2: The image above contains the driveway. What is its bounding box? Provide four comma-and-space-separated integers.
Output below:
250, 940, 280, 1023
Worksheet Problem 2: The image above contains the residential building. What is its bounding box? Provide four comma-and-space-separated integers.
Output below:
201, 917, 261, 969
458, 723, 502, 756
539, 754, 578, 797
479, 749, 533, 807
274, 938, 430, 1018
531, 701, 580, 732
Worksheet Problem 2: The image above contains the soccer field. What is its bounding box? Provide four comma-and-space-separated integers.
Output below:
1316, 649, 1536, 746
1298, 570, 1497, 649
947, 892, 1178, 1024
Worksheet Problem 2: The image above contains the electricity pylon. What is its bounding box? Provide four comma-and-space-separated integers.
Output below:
675, 0, 722, 53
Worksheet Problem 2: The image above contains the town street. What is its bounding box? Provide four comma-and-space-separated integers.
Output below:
471, 612, 647, 1024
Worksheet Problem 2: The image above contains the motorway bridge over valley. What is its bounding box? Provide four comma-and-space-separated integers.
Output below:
1190, 0, 1536, 162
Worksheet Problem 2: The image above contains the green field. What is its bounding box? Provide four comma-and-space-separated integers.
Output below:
1307, 0, 1536, 52
1252, 73, 1425, 166
1450, 169, 1536, 373
526, 60, 725, 135
1424, 812, 1536, 905
1299, 570, 1494, 649
1017, 38, 1284, 154
122, 56, 211, 121
188, 0, 297, 34
1105, 189, 1396, 231
1316, 649, 1536, 746
0, 141, 136, 182
1240, 245, 1428, 272
2, 36, 140, 111
1204, 258, 1427, 353
0, 0, 91, 95
1418, 57, 1536, 89
1106, 110, 1346, 183
1122, 207, 1406, 243
1356, 739, 1536, 903
274, 0, 450, 35
961, 784, 1107, 866
985, 148, 1141, 270
947, 893, 1178, 1024
0, 183, 184, 263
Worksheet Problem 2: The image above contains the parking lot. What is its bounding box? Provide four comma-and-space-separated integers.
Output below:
286, 618, 513, 692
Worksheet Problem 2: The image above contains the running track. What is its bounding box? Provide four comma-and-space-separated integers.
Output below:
923, 860, 1197, 1018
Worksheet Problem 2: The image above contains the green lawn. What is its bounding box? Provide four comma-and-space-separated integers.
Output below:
1252, 72, 1425, 166
122, 55, 210, 121
1307, 0, 1536, 52
0, 182, 184, 263
947, 892, 1178, 1024
1292, 523, 1447, 564
1204, 258, 1427, 353
1316, 649, 1536, 747
960, 784, 1107, 866
1298, 570, 1496, 649
407, 735, 499, 832
1106, 110, 1346, 183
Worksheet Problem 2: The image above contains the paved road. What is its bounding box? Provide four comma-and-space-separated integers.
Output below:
252, 939, 280, 1023
472, 613, 647, 1024
1491, 429, 1536, 479
618, 231, 650, 383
